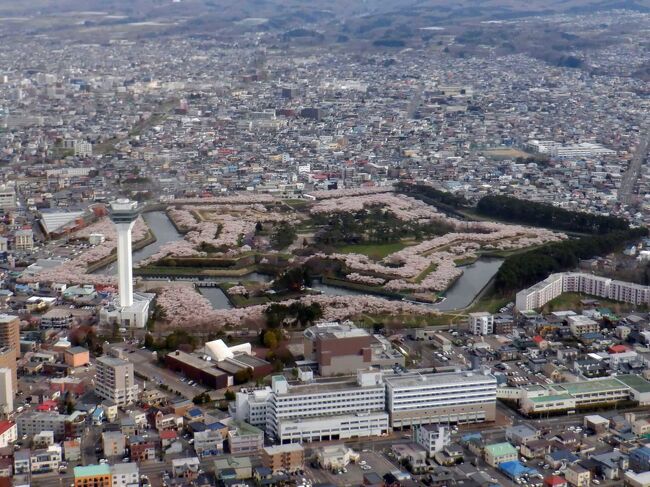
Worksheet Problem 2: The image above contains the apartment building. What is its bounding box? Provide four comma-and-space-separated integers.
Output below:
469, 312, 494, 335
30, 444, 62, 473
193, 429, 223, 457
0, 349, 16, 397
110, 462, 139, 487
414, 424, 451, 456
74, 465, 112, 487
17, 411, 67, 439
102, 431, 126, 457
95, 356, 138, 406
385, 371, 497, 429
0, 314, 20, 359
227, 421, 264, 454
261, 444, 304, 474
516, 274, 564, 311
567, 315, 600, 337
516, 272, 650, 311
14, 229, 34, 251
0, 186, 16, 210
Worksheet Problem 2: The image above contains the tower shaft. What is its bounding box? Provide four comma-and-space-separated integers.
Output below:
116, 222, 135, 307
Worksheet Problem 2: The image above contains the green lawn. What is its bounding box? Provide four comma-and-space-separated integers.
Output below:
336, 242, 407, 260
540, 292, 646, 314
466, 294, 512, 314
413, 262, 438, 283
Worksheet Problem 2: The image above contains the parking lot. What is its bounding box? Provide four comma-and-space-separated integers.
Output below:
305, 450, 399, 487
127, 349, 208, 398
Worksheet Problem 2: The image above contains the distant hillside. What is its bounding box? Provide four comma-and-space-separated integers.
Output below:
0, 0, 647, 45
0, 0, 647, 20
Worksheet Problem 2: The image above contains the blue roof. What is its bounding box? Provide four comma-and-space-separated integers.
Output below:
499, 461, 536, 479
187, 408, 203, 417
631, 446, 650, 459
206, 421, 227, 431
462, 432, 482, 441
581, 332, 604, 340
548, 450, 579, 462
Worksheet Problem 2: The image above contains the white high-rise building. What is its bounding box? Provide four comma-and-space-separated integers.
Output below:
469, 312, 494, 335
236, 370, 389, 444
385, 371, 497, 428
0, 367, 13, 414
0, 186, 16, 210
109, 199, 139, 308
234, 370, 497, 444
95, 356, 138, 406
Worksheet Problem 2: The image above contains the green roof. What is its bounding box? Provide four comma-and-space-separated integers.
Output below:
231, 420, 263, 436
485, 442, 517, 457
555, 378, 629, 396
74, 465, 111, 477
529, 394, 574, 404
615, 375, 650, 393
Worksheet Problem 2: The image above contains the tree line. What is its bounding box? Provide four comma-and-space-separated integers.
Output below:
313, 206, 454, 247
476, 195, 629, 235
395, 181, 470, 211
494, 227, 648, 293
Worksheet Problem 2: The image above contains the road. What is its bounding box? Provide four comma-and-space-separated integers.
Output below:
405, 84, 424, 119
618, 129, 649, 206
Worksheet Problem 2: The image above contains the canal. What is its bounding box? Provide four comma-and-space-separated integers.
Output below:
434, 257, 503, 311
94, 210, 183, 275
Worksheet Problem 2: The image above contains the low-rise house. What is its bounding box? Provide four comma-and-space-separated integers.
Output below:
565, 464, 591, 487
391, 443, 429, 474
128, 436, 155, 462
30, 444, 62, 473
14, 450, 30, 474
316, 445, 359, 471
506, 424, 540, 446
214, 456, 253, 482
0, 421, 17, 448
193, 429, 223, 457
545, 450, 580, 469
171, 457, 200, 479
484, 442, 518, 468
433, 445, 464, 466
521, 439, 552, 459
64, 439, 81, 462
160, 430, 178, 449
591, 451, 628, 480
110, 462, 139, 487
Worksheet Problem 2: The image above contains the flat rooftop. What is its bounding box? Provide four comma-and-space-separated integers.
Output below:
615, 374, 650, 393
554, 378, 629, 396
385, 371, 496, 389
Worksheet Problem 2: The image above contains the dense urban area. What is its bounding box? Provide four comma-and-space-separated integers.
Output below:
0, 1, 649, 487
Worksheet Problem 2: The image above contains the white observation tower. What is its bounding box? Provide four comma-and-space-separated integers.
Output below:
109, 199, 139, 308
